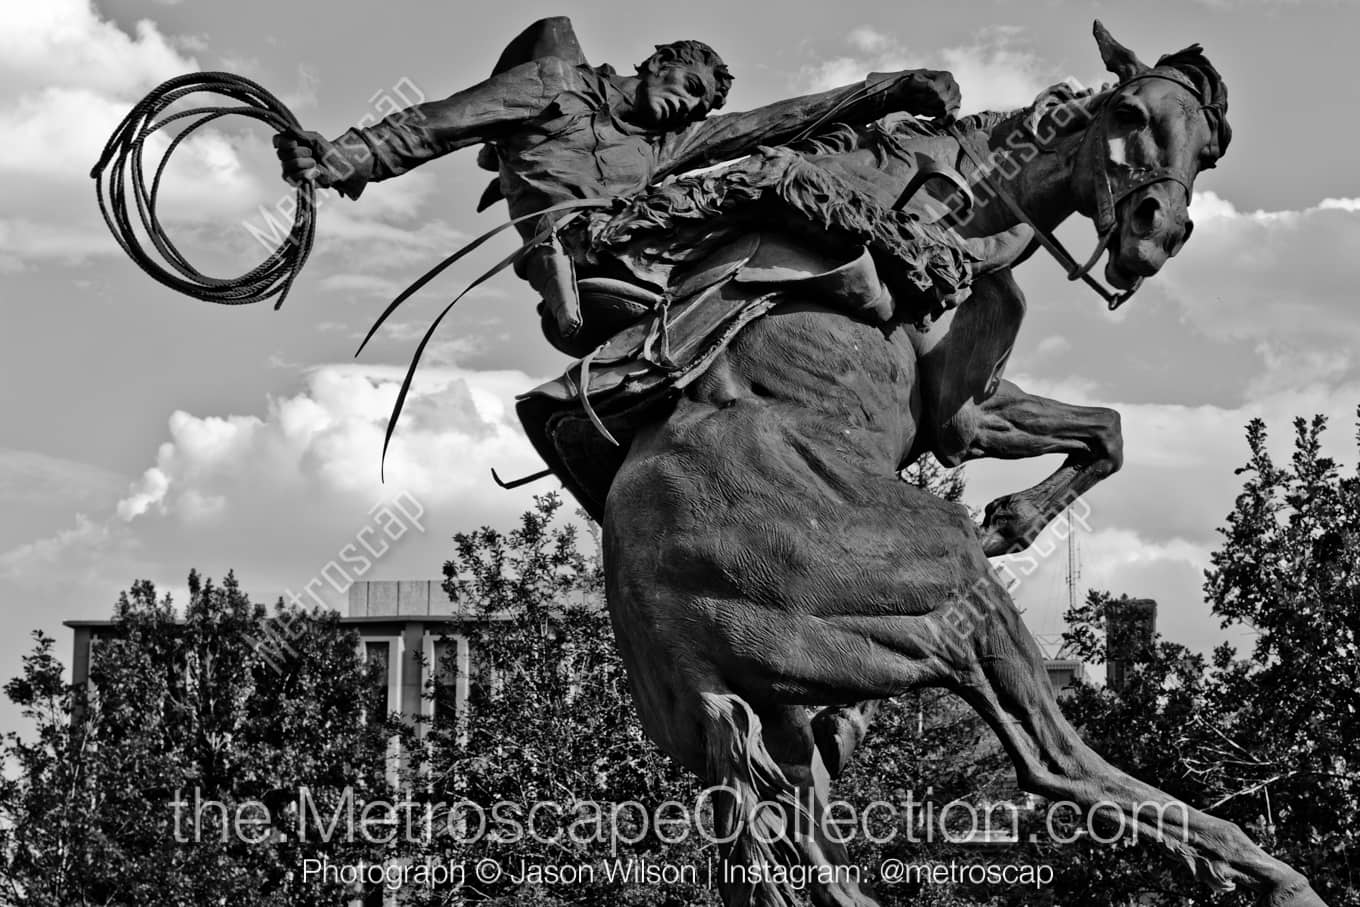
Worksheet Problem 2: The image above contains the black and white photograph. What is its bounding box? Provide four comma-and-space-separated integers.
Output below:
0, 1, 1355, 904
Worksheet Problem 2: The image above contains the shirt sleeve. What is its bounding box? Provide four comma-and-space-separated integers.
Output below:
327, 58, 575, 197
655, 76, 910, 177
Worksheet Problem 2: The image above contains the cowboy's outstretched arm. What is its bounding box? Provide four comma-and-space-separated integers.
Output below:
275, 58, 572, 199
656, 69, 961, 176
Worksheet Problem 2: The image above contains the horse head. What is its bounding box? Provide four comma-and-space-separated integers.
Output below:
1069, 21, 1232, 293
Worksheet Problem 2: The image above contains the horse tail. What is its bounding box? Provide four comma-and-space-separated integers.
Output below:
702, 691, 808, 907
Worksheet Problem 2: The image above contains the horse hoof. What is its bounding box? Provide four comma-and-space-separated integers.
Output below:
979, 493, 1044, 556
980, 528, 1021, 557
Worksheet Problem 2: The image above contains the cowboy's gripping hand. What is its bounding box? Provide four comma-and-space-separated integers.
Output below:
874, 69, 962, 122
273, 129, 365, 200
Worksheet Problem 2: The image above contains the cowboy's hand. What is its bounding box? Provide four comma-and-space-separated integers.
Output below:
887, 69, 962, 122
273, 129, 342, 189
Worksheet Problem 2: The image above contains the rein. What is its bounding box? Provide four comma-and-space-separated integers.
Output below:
945, 69, 1210, 311
947, 121, 1138, 310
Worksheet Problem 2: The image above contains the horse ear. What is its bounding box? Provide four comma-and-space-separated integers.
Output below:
1093, 20, 1149, 82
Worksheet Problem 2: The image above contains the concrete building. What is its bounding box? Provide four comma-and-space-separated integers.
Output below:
66, 579, 496, 740
66, 580, 499, 907
69, 579, 1095, 722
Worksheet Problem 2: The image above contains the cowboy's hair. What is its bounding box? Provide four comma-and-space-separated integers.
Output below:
639, 40, 734, 110
1156, 44, 1232, 159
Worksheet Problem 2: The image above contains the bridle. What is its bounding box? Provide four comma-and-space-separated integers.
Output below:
946, 69, 1217, 311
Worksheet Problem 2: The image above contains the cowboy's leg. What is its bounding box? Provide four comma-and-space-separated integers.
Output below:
521, 238, 584, 352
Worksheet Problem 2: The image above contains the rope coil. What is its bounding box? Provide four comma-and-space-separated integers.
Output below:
91, 71, 315, 309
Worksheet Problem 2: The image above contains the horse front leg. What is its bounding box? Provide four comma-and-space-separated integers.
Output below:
941, 378, 1123, 556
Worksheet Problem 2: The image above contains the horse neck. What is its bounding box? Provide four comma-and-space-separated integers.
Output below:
955, 116, 1085, 239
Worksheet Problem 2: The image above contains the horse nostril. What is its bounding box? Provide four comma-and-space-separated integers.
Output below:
1131, 197, 1164, 237
1166, 218, 1195, 256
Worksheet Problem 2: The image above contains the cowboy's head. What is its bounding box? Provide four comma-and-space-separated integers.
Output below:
635, 40, 733, 129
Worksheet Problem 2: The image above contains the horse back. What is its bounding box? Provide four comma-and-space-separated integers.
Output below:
517, 233, 928, 519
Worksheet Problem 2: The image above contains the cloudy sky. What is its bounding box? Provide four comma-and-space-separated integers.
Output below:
2, 0, 1358, 737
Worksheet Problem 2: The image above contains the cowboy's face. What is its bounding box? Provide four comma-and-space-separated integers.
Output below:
636, 57, 718, 129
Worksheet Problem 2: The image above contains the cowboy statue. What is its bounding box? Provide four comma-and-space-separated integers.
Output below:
273, 17, 1026, 357
100, 14, 1335, 906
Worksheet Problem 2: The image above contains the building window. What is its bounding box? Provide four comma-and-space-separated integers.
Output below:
363, 641, 392, 726
356, 636, 403, 789
467, 645, 502, 707
430, 637, 463, 728
419, 632, 508, 742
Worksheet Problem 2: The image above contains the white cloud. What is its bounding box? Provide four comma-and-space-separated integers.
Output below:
966, 371, 1360, 656
117, 465, 171, 521
0, 0, 448, 272
0, 450, 124, 510
0, 217, 117, 264
1147, 191, 1360, 396
998, 520, 1240, 659
846, 27, 891, 55
0, 361, 553, 622
1035, 335, 1071, 358
799, 26, 1050, 115
0, 514, 121, 582
318, 273, 405, 298
1165, 192, 1360, 343
0, 0, 194, 97
939, 30, 1050, 114
0, 0, 274, 268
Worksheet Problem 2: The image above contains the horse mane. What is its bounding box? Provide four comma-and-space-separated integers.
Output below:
945, 84, 1104, 150
943, 44, 1231, 163
953, 106, 1039, 142
1155, 44, 1232, 157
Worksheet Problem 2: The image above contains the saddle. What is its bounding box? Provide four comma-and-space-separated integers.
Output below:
516, 231, 893, 520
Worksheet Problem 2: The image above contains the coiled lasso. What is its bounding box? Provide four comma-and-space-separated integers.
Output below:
91, 71, 314, 310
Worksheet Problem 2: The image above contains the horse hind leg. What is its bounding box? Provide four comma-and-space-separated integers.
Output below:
810, 700, 881, 779
759, 704, 881, 907
948, 575, 1328, 906
695, 691, 810, 907
617, 647, 838, 907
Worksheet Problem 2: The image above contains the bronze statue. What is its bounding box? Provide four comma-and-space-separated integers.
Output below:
514, 21, 1325, 907
279, 17, 1324, 907
274, 18, 988, 356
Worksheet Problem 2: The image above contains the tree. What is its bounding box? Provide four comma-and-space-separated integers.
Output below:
0, 572, 396, 906
1200, 415, 1358, 903
1050, 590, 1218, 906
402, 493, 711, 906
1052, 414, 1360, 907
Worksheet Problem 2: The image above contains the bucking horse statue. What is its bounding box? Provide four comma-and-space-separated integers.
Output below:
94, 11, 1328, 907
514, 21, 1330, 907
